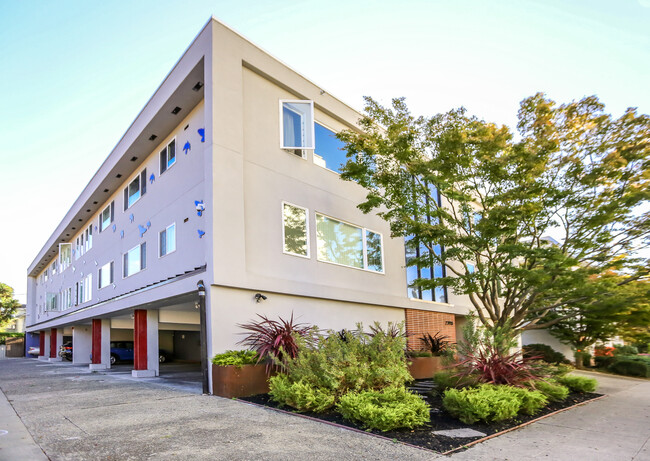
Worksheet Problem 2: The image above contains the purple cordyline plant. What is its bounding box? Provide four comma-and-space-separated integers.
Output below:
237, 312, 314, 369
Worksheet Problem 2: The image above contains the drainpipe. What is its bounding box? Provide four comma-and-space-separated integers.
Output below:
197, 280, 210, 394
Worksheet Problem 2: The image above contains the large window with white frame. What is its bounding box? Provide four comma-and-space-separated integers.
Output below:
159, 139, 176, 174
282, 202, 309, 258
84, 224, 93, 252
123, 243, 146, 277
59, 243, 71, 271
315, 213, 384, 273
280, 100, 314, 151
159, 223, 176, 257
98, 261, 114, 289
99, 201, 114, 232
123, 170, 147, 210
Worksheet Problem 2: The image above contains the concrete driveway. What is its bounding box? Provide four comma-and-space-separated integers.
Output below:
0, 359, 648, 460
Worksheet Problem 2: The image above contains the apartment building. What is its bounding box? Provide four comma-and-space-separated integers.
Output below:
25, 18, 473, 390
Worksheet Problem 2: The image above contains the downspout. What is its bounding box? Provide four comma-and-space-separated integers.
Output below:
197, 280, 210, 394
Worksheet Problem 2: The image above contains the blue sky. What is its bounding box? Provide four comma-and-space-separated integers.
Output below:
1, 0, 649, 302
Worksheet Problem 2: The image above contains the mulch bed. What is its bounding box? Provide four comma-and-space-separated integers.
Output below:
240, 387, 603, 453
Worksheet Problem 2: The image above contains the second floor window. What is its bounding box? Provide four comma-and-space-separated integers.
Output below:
159, 139, 176, 174
98, 261, 114, 289
123, 243, 146, 277
282, 202, 309, 258
159, 223, 176, 257
124, 170, 147, 210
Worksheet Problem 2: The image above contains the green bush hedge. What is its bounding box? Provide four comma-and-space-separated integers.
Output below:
269, 375, 336, 412
556, 375, 598, 392
594, 356, 616, 368
608, 359, 650, 378
211, 350, 259, 368
529, 380, 569, 401
442, 384, 547, 424
432, 371, 478, 392
522, 343, 567, 364
613, 345, 639, 356
337, 386, 430, 431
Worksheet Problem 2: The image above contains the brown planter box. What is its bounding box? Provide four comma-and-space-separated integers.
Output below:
211, 363, 273, 398
408, 356, 444, 380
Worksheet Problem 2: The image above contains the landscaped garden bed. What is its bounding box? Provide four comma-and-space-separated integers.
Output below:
240, 385, 602, 453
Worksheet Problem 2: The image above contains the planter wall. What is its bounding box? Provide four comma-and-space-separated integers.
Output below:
212, 363, 273, 398
408, 356, 444, 379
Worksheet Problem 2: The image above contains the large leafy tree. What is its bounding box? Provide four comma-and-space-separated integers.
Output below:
339, 94, 650, 333
544, 272, 650, 359
0, 283, 21, 327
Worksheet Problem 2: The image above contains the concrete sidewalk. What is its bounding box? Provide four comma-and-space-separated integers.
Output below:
0, 358, 648, 460
0, 381, 48, 460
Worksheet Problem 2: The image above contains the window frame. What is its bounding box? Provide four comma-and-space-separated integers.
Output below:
99, 202, 114, 232
281, 201, 310, 259
98, 261, 114, 290
279, 99, 315, 153
313, 121, 346, 175
159, 138, 177, 175
314, 212, 385, 274
158, 223, 177, 258
123, 169, 147, 211
123, 242, 146, 278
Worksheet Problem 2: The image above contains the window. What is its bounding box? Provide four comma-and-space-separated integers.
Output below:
159, 223, 176, 257
82, 274, 92, 303
45, 292, 58, 311
314, 123, 347, 173
280, 100, 314, 150
405, 182, 447, 303
123, 170, 147, 210
59, 243, 72, 271
159, 139, 176, 174
44, 268, 48, 282
60, 288, 72, 310
100, 201, 114, 232
123, 243, 146, 277
51, 260, 58, 275
282, 203, 309, 257
98, 261, 114, 289
85, 224, 93, 252
315, 213, 383, 272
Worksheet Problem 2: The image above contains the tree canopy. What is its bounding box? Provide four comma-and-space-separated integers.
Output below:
0, 283, 20, 327
338, 94, 650, 333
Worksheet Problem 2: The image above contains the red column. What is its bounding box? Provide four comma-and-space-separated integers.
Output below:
50, 328, 57, 358
91, 319, 102, 364
133, 310, 147, 370
39, 331, 45, 356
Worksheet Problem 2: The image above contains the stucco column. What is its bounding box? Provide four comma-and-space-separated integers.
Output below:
37, 331, 47, 360
72, 325, 92, 364
89, 319, 111, 370
49, 328, 63, 361
132, 309, 159, 378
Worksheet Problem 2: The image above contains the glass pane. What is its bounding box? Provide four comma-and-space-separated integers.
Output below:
126, 246, 141, 276
168, 140, 176, 167
282, 102, 313, 149
100, 263, 111, 288
316, 214, 363, 269
160, 229, 167, 257
365, 230, 383, 272
167, 224, 176, 253
314, 124, 347, 173
101, 207, 111, 231
283, 204, 308, 256
128, 177, 140, 207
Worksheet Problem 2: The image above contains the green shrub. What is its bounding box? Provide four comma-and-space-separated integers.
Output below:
608, 359, 650, 378
528, 380, 569, 401
211, 350, 259, 368
594, 356, 616, 369
337, 386, 430, 431
269, 375, 335, 412
432, 371, 478, 391
613, 345, 639, 356
442, 384, 543, 424
556, 375, 598, 392
523, 343, 567, 364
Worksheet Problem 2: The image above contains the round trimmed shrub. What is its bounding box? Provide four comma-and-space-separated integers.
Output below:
269, 375, 335, 412
530, 380, 569, 401
337, 386, 430, 431
556, 375, 598, 392
442, 384, 538, 424
608, 359, 650, 378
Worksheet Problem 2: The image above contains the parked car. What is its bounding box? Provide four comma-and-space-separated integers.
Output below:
27, 347, 40, 356
109, 341, 171, 365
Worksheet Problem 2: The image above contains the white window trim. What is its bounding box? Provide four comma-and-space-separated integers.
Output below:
123, 243, 146, 278
314, 212, 385, 274
124, 171, 145, 211
98, 261, 114, 290
158, 222, 177, 258
281, 201, 310, 259
279, 99, 315, 153
159, 137, 177, 175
